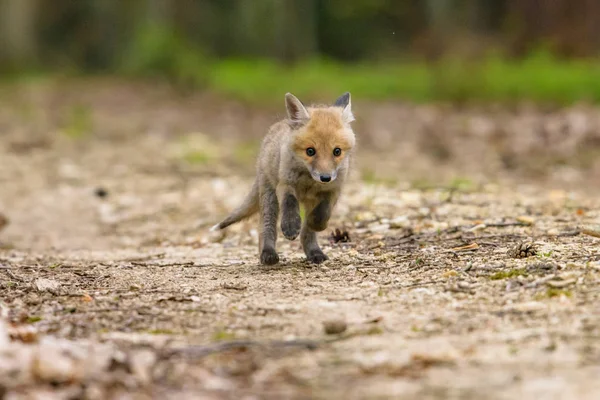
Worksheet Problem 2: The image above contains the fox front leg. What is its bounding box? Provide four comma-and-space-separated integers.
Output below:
301, 221, 328, 264
277, 184, 301, 240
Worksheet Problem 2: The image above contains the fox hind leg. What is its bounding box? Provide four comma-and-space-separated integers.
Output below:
259, 183, 279, 265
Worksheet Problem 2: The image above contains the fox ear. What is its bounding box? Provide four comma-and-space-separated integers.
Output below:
285, 93, 310, 123
334, 92, 354, 124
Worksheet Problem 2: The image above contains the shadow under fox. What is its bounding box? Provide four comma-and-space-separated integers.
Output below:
212, 92, 356, 265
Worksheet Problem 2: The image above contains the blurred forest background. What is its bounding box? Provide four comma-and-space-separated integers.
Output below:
4, 0, 600, 103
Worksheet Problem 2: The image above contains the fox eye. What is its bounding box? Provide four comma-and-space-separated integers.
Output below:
306, 147, 316, 157
333, 147, 342, 157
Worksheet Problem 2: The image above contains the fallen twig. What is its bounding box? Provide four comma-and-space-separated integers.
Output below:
0, 265, 26, 282
162, 339, 320, 359
484, 222, 528, 228
581, 227, 600, 239
130, 261, 195, 267
222, 283, 248, 291
394, 280, 446, 289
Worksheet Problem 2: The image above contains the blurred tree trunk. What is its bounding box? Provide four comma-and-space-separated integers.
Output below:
90, 0, 121, 69
144, 0, 171, 26
278, 0, 317, 63
232, 0, 317, 62
0, 0, 38, 68
506, 0, 600, 57
424, 0, 454, 60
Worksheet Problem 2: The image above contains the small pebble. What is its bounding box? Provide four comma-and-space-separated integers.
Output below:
94, 187, 108, 198
323, 319, 347, 335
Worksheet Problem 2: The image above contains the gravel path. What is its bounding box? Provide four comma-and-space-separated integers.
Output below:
1, 81, 599, 399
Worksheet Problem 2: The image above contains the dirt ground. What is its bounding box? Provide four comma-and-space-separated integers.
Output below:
1, 80, 600, 399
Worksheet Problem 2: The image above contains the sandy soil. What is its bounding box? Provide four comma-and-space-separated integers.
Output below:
1, 80, 599, 399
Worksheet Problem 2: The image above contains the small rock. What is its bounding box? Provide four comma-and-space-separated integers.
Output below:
516, 216, 535, 226
323, 319, 347, 335
34, 278, 61, 294
129, 349, 157, 385
0, 320, 10, 350
94, 187, 108, 198
368, 223, 390, 233
389, 216, 409, 229
467, 223, 487, 233
32, 341, 77, 383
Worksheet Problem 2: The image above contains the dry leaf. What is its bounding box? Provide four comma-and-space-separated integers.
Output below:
9, 324, 39, 343
450, 243, 479, 252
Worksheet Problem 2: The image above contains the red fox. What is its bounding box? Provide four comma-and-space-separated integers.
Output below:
212, 92, 355, 265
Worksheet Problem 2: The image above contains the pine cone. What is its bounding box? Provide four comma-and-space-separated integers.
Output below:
330, 228, 351, 243
508, 241, 536, 258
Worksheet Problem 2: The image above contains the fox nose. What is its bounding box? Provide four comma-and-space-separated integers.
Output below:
320, 174, 332, 183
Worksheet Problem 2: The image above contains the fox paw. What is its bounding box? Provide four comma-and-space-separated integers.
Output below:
307, 250, 328, 264
281, 215, 301, 240
260, 247, 280, 265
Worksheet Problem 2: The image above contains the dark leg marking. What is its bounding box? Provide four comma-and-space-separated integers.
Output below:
281, 193, 301, 240
307, 199, 330, 232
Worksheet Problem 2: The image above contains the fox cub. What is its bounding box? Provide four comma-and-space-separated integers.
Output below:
212, 92, 356, 265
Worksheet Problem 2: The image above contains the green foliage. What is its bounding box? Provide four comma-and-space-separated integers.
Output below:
212, 330, 236, 342
361, 169, 399, 186
62, 104, 92, 139
490, 268, 527, 280
123, 23, 208, 87
540, 288, 573, 299
147, 328, 175, 335
10, 48, 600, 105
209, 59, 433, 103
449, 177, 476, 191
183, 150, 213, 165
537, 250, 554, 258
205, 52, 600, 105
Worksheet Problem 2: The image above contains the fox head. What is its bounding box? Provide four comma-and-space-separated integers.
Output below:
285, 92, 355, 184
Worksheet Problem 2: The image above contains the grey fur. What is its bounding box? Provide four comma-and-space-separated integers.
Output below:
213, 92, 355, 265
213, 179, 259, 230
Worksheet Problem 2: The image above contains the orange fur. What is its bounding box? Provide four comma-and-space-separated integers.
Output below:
292, 107, 355, 172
